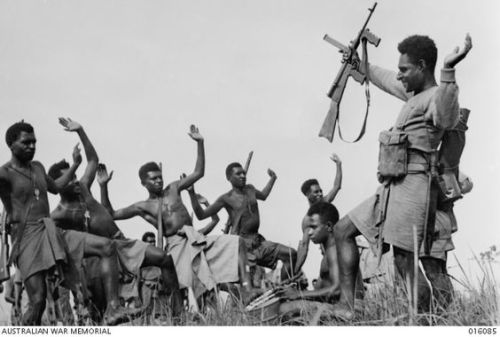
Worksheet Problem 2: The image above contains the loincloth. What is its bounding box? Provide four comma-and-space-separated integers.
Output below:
82, 236, 148, 301
16, 218, 85, 291
165, 226, 239, 298
348, 173, 429, 253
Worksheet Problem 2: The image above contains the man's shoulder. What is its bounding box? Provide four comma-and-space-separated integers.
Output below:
31, 161, 45, 171
163, 181, 180, 194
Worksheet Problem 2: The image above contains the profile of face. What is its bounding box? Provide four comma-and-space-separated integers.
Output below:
228, 166, 246, 188
59, 168, 81, 197
397, 53, 425, 93
308, 214, 330, 244
307, 184, 323, 204
10, 131, 36, 162
142, 170, 164, 194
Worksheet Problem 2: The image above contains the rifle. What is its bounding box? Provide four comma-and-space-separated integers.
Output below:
0, 210, 10, 282
319, 2, 381, 142
156, 162, 164, 249
244, 151, 254, 174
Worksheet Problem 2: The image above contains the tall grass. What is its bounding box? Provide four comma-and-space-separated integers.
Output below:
120, 255, 498, 326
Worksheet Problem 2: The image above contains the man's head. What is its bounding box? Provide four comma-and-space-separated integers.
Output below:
226, 162, 246, 188
142, 231, 156, 246
396, 35, 437, 93
48, 160, 80, 197
139, 162, 163, 194
5, 121, 36, 163
306, 202, 339, 244
301, 179, 323, 204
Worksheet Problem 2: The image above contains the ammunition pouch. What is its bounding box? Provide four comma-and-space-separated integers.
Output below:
377, 130, 408, 179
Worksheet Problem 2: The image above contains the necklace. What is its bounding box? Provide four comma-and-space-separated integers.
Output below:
8, 164, 40, 201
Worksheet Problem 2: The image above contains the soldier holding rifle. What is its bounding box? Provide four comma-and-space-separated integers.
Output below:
331, 33, 472, 319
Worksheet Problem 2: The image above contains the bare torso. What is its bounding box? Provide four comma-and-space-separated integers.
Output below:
139, 181, 192, 237
0, 161, 51, 226
224, 185, 260, 236
52, 183, 120, 238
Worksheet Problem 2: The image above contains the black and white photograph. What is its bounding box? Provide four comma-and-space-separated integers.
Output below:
0, 0, 497, 331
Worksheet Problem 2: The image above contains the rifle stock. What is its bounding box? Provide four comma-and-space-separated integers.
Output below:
157, 162, 164, 249
0, 211, 10, 282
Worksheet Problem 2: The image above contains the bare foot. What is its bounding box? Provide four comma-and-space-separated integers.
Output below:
331, 302, 355, 321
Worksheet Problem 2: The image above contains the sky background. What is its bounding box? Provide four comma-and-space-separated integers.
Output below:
0, 0, 498, 300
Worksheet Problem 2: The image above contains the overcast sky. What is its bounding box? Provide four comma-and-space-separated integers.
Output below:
0, 0, 498, 284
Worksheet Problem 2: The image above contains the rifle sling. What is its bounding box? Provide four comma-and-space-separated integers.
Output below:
338, 38, 370, 143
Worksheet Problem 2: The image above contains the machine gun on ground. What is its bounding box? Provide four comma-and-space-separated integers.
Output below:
319, 2, 381, 143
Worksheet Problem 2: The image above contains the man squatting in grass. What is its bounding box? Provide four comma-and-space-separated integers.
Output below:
98, 125, 257, 301
188, 161, 298, 282
48, 118, 182, 321
332, 34, 472, 318
293, 153, 364, 301
0, 120, 143, 325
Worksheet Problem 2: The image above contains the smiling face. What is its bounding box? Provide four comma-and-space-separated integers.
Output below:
10, 131, 36, 163
228, 165, 246, 188
307, 184, 323, 205
142, 170, 164, 194
397, 53, 425, 93
307, 214, 330, 244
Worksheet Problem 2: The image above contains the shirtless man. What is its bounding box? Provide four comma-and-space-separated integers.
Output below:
189, 162, 297, 281
99, 126, 255, 300
48, 118, 182, 320
295, 153, 342, 274
284, 202, 341, 302
0, 120, 138, 325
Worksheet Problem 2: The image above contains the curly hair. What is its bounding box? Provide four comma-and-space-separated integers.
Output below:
398, 35, 437, 73
5, 121, 34, 147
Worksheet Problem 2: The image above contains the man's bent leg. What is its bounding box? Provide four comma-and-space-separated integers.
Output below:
333, 215, 361, 311
393, 247, 431, 313
23, 271, 47, 325
143, 246, 183, 317
237, 238, 252, 290
275, 246, 297, 281
83, 235, 121, 310
421, 257, 454, 310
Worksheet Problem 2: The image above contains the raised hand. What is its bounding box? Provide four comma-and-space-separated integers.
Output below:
267, 168, 277, 180
72, 143, 82, 165
330, 153, 341, 164
444, 33, 472, 69
97, 163, 114, 185
59, 117, 82, 132
187, 124, 204, 142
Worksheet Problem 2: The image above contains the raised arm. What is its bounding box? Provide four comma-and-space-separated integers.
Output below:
183, 176, 220, 235
178, 125, 205, 191
189, 189, 225, 221
59, 118, 99, 188
255, 169, 277, 201
46, 144, 81, 194
96, 164, 142, 220
324, 153, 342, 203
431, 34, 472, 129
